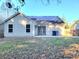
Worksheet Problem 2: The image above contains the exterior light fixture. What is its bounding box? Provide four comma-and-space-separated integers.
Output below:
20, 20, 27, 26
48, 23, 53, 28
11, 19, 14, 22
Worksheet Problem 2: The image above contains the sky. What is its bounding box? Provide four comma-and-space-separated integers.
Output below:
20, 0, 79, 23
0, 0, 79, 23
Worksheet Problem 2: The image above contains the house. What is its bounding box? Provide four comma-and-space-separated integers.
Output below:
1, 12, 65, 37
71, 20, 79, 36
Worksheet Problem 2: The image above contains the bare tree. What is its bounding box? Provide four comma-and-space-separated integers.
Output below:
41, 0, 62, 5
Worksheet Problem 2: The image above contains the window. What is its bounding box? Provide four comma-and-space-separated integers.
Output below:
52, 31, 59, 36
26, 24, 30, 32
8, 24, 13, 33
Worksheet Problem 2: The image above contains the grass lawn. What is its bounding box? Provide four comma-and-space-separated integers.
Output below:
0, 37, 79, 59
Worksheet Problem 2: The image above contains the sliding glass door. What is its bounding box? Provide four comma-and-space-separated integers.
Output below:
37, 26, 46, 35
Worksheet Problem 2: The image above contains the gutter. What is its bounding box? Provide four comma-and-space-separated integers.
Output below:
0, 12, 20, 25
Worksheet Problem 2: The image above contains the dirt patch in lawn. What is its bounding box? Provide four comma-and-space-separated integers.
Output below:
0, 37, 79, 59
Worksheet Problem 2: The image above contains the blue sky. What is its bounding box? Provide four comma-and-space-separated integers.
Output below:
20, 0, 79, 23
0, 0, 79, 23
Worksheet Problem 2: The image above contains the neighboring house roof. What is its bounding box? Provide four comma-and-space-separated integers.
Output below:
0, 12, 64, 25
71, 20, 79, 28
27, 16, 64, 24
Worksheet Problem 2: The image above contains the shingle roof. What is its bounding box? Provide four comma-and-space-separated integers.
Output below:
0, 12, 64, 25
27, 16, 64, 23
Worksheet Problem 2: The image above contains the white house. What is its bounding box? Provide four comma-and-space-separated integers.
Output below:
1, 12, 64, 37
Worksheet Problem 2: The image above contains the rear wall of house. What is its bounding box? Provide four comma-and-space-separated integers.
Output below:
4, 14, 36, 37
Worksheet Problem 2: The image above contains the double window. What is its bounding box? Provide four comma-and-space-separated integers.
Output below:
26, 24, 30, 32
8, 24, 13, 33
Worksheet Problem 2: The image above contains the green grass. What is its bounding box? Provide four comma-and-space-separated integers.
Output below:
0, 40, 37, 53
47, 37, 79, 47
0, 41, 14, 53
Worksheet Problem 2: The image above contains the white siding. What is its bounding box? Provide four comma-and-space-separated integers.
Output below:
4, 14, 36, 37
46, 26, 61, 36
4, 14, 62, 37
